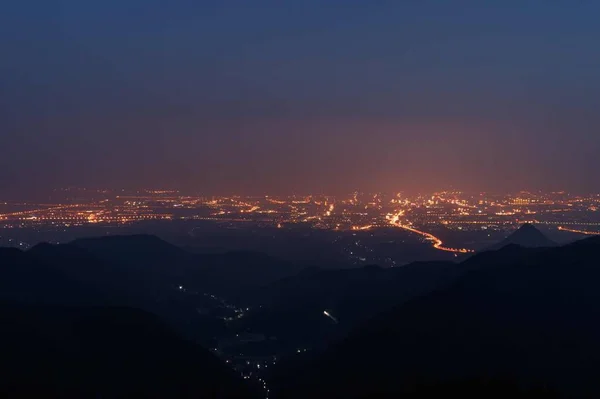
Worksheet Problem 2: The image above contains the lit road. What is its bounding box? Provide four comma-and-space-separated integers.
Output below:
387, 211, 474, 254
558, 226, 600, 235
0, 204, 80, 219
323, 310, 339, 324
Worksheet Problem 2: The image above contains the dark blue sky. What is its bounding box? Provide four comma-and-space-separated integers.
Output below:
1, 0, 599, 196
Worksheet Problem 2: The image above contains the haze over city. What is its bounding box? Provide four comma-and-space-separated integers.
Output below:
2, 1, 600, 197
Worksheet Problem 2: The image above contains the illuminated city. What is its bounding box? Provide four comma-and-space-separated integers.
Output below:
3, 0, 600, 396
2, 188, 599, 254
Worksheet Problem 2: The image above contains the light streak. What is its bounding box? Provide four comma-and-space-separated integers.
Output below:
323, 310, 338, 324
558, 226, 600, 235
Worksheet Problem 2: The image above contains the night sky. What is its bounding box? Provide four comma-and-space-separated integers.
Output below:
2, 1, 599, 196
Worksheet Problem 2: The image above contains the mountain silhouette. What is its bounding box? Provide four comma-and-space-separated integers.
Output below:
273, 236, 600, 398
488, 223, 556, 250
1, 235, 307, 348
239, 261, 460, 346
70, 234, 302, 296
0, 246, 104, 306
0, 303, 254, 398
6, 232, 600, 397
0, 239, 261, 397
72, 234, 189, 262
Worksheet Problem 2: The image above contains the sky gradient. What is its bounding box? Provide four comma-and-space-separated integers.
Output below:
1, 0, 600, 196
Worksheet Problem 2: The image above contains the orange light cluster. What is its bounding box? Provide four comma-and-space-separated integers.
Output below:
351, 225, 373, 231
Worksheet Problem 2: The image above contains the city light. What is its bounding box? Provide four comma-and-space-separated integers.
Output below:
2, 189, 599, 253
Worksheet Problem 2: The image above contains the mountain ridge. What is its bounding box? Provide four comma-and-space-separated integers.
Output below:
272, 234, 600, 398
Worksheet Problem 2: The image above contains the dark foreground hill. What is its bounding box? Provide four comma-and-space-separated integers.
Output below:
238, 261, 460, 348
238, 225, 559, 350
0, 303, 254, 398
0, 238, 284, 398
4, 230, 600, 397
272, 236, 600, 398
1, 235, 306, 342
